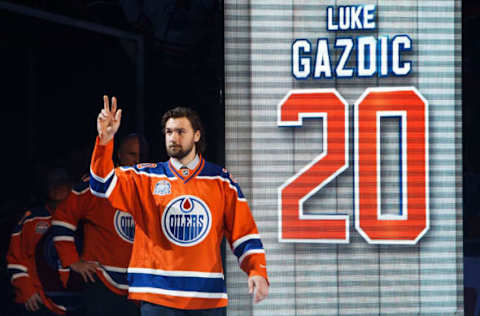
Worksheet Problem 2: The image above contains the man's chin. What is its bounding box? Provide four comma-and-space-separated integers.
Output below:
168, 150, 186, 160
167, 146, 194, 160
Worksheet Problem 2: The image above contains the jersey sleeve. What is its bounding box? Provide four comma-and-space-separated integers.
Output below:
222, 172, 269, 282
89, 137, 141, 218
51, 183, 91, 268
6, 211, 37, 303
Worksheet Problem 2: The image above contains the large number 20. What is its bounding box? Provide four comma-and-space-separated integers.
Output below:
278, 87, 429, 245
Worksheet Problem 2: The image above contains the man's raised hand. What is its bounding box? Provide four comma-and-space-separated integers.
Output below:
97, 95, 122, 145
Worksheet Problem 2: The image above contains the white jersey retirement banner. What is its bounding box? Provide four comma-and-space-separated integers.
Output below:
225, 0, 462, 315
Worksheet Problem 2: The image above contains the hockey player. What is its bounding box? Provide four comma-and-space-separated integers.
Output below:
7, 168, 74, 316
89, 96, 269, 316
51, 134, 146, 316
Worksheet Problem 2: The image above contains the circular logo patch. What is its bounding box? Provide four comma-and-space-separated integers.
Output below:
114, 210, 135, 243
154, 180, 171, 196
161, 195, 211, 247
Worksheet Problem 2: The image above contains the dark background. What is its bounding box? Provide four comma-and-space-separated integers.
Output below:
464, 1, 480, 313
0, 0, 224, 313
464, 0, 480, 244
0, 0, 477, 315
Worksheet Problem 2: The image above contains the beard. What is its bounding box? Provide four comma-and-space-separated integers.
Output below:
167, 142, 195, 160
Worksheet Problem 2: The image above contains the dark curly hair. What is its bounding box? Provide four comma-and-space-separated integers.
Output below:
161, 107, 206, 156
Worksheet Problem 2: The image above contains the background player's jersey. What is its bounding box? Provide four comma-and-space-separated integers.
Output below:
7, 206, 69, 315
89, 138, 268, 310
51, 178, 135, 295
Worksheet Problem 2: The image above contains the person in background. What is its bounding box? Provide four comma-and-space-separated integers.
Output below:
51, 134, 148, 316
7, 167, 73, 316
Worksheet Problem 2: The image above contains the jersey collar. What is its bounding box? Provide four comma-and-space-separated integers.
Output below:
168, 154, 204, 183
169, 154, 200, 171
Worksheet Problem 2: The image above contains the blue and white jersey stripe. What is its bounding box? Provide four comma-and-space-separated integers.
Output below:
89, 168, 117, 198
99, 265, 129, 290
72, 180, 89, 195
11, 224, 22, 236
7, 264, 29, 281
127, 268, 227, 298
51, 220, 77, 243
232, 234, 265, 265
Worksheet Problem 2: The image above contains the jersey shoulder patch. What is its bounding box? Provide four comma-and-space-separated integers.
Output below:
121, 162, 170, 177
136, 163, 157, 169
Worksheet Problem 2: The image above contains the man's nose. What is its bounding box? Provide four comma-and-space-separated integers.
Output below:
170, 132, 179, 142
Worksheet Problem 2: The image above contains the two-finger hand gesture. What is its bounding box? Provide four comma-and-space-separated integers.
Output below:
97, 95, 122, 145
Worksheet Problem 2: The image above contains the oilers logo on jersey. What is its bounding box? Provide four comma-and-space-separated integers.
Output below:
114, 210, 135, 243
161, 195, 211, 247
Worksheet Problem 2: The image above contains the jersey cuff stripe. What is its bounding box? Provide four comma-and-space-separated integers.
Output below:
102, 265, 128, 273
234, 239, 264, 259
51, 220, 77, 231
11, 272, 29, 282
90, 174, 118, 198
7, 264, 28, 272
72, 187, 89, 195
128, 287, 228, 299
128, 273, 226, 295
44, 298, 67, 312
232, 234, 261, 250
50, 226, 76, 238
89, 170, 115, 193
105, 175, 118, 198
89, 167, 115, 183
23, 216, 51, 225
90, 189, 106, 199
53, 236, 75, 242
98, 268, 129, 290
239, 249, 266, 266
127, 268, 224, 279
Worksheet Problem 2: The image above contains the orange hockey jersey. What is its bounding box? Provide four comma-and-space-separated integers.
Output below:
51, 178, 134, 295
89, 137, 268, 310
7, 206, 70, 315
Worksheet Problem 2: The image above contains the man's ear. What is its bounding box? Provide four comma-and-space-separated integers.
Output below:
194, 130, 201, 142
